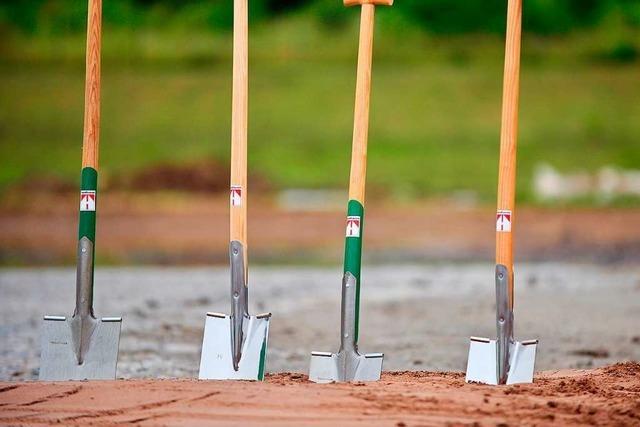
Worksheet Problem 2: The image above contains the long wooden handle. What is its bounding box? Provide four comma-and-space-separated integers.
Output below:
495, 0, 522, 301
348, 4, 375, 204
230, 0, 249, 246
81, 0, 101, 170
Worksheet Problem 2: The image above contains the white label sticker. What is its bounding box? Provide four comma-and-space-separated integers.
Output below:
80, 190, 96, 212
346, 216, 361, 238
230, 185, 242, 207
496, 210, 512, 232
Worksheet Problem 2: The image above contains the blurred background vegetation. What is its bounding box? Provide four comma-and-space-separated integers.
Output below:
1, 0, 639, 204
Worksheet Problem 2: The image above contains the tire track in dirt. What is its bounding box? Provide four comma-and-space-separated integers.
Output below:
19, 385, 82, 406
0, 385, 20, 394
113, 391, 222, 424
186, 391, 220, 402
61, 397, 183, 423
0, 385, 21, 407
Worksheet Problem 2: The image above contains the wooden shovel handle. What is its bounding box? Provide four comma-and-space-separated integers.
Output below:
81, 0, 101, 170
230, 0, 249, 245
348, 4, 376, 204
496, 0, 522, 274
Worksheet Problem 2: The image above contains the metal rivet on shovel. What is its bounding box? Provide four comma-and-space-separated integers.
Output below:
39, 0, 122, 381
465, 0, 538, 386
309, 0, 393, 384
198, 0, 271, 381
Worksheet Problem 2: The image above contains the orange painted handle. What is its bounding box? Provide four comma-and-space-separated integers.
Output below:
344, 0, 393, 6
81, 0, 101, 170
230, 0, 248, 249
495, 0, 522, 303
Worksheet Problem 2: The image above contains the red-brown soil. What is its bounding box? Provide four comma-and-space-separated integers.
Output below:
2, 193, 640, 265
1, 363, 639, 426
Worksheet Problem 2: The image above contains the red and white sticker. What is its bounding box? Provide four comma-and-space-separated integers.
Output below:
80, 190, 96, 212
230, 185, 242, 207
496, 210, 512, 232
346, 216, 361, 238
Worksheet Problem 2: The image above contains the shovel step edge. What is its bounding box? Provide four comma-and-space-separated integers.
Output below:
206, 312, 227, 319
364, 353, 384, 358
44, 316, 66, 321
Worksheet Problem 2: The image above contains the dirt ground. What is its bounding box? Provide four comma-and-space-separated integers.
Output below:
1, 363, 639, 426
1, 195, 639, 425
2, 194, 640, 265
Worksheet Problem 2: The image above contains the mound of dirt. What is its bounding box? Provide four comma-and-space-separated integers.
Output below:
112, 159, 271, 193
1, 363, 638, 426
113, 160, 230, 193
10, 159, 273, 195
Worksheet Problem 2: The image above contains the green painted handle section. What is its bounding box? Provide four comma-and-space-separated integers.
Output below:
344, 200, 364, 278
343, 199, 364, 342
78, 167, 98, 242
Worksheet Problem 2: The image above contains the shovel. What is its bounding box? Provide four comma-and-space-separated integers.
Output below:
198, 0, 271, 381
309, 0, 392, 384
39, 0, 122, 381
465, 0, 538, 386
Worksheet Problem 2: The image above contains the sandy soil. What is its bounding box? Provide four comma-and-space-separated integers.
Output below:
1, 363, 639, 426
2, 194, 640, 264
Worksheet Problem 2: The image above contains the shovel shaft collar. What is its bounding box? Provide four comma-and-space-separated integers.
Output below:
75, 237, 95, 318
340, 272, 358, 353
230, 240, 249, 371
495, 264, 514, 385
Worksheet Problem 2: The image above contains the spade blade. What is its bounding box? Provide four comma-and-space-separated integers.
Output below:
39, 315, 121, 381
198, 312, 270, 381
309, 350, 383, 383
465, 337, 537, 385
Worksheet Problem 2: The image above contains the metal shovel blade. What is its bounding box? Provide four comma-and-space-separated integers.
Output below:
309, 350, 383, 383
39, 315, 121, 381
309, 272, 384, 383
466, 337, 538, 385
198, 312, 271, 381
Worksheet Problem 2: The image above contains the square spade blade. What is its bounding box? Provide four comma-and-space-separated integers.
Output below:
198, 312, 271, 381
465, 337, 537, 385
39, 315, 121, 381
309, 351, 383, 383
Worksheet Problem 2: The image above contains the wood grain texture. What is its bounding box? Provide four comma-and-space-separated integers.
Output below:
230, 0, 248, 249
495, 0, 522, 305
348, 4, 375, 204
344, 0, 393, 6
81, 0, 101, 169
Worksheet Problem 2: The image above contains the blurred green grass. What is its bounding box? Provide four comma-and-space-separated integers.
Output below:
1, 14, 639, 204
